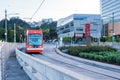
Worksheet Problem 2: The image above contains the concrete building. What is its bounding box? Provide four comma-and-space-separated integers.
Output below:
57, 14, 101, 42
101, 0, 120, 37
41, 18, 53, 24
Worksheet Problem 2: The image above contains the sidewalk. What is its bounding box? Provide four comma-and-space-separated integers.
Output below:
5, 55, 31, 80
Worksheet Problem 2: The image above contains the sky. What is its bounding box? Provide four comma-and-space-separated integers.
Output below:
0, 0, 100, 22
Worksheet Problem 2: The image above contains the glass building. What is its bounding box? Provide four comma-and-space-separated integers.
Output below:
101, 0, 120, 36
57, 14, 101, 40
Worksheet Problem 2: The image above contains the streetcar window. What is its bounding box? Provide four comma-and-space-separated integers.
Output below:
28, 34, 42, 45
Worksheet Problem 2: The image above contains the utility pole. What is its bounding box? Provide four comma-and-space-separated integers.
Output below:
5, 9, 7, 42
112, 12, 115, 47
14, 23, 16, 43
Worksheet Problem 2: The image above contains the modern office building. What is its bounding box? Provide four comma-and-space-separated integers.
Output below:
57, 14, 101, 42
101, 0, 120, 36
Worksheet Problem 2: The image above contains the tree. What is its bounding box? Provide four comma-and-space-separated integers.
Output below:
0, 28, 5, 40
40, 21, 58, 41
8, 29, 14, 42
0, 17, 30, 42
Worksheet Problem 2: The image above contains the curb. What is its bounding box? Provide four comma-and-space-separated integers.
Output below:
55, 48, 120, 79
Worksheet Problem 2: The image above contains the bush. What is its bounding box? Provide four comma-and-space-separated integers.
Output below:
106, 54, 117, 63
59, 46, 117, 54
116, 56, 120, 65
59, 46, 120, 65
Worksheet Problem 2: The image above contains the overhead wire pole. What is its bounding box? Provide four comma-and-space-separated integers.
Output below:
14, 23, 16, 43
30, 0, 45, 21
5, 9, 7, 42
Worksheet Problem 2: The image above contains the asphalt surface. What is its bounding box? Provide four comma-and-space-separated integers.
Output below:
32, 44, 120, 80
5, 55, 31, 80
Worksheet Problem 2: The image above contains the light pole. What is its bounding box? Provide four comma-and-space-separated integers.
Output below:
112, 12, 115, 47
14, 23, 16, 43
4, 9, 19, 42
5, 9, 7, 42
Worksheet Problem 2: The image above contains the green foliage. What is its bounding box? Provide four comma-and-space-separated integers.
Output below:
100, 37, 106, 42
115, 37, 120, 42
0, 28, 5, 40
0, 17, 29, 42
8, 17, 30, 29
40, 21, 57, 41
63, 37, 71, 42
78, 52, 120, 65
60, 46, 116, 54
8, 29, 14, 42
105, 36, 112, 42
59, 46, 120, 65
116, 56, 120, 65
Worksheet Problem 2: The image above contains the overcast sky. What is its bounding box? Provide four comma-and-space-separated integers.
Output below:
0, 0, 100, 22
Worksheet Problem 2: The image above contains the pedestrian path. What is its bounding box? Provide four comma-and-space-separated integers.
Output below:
0, 42, 3, 80
5, 55, 31, 80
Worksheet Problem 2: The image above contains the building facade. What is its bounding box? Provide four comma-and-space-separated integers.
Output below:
41, 18, 53, 24
101, 0, 120, 36
57, 14, 101, 41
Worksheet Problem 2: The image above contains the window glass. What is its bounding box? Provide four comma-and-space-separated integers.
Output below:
28, 34, 42, 45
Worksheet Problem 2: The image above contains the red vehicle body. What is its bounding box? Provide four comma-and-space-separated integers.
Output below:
26, 30, 43, 53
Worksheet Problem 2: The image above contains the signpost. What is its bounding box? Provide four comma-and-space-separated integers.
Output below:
85, 23, 91, 46
85, 23, 90, 37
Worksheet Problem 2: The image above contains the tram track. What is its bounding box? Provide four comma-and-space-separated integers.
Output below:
30, 47, 120, 80
21, 44, 120, 80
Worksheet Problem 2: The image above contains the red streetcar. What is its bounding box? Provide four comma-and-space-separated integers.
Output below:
26, 30, 44, 53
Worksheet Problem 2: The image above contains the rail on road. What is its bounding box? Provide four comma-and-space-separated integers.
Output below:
16, 48, 94, 80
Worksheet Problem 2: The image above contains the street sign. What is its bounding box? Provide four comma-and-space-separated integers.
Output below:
85, 23, 90, 37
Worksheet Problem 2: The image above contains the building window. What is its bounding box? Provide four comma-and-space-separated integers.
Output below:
62, 29, 70, 33
76, 28, 83, 31
70, 22, 74, 26
65, 24, 69, 28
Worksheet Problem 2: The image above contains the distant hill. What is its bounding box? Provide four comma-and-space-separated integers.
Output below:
0, 17, 30, 29
0, 17, 30, 42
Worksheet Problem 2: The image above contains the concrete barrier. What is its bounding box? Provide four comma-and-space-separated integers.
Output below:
0, 42, 24, 80
0, 42, 14, 80
16, 48, 94, 80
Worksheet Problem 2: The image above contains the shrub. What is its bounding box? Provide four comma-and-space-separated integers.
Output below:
59, 46, 120, 65
59, 46, 117, 53
116, 56, 120, 65
88, 54, 95, 59
106, 54, 117, 63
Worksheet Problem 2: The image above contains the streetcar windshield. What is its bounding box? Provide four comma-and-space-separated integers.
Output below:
28, 34, 42, 45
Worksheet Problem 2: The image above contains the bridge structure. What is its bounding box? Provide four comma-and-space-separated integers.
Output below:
0, 42, 120, 80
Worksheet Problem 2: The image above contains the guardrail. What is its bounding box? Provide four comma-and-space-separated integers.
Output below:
0, 42, 24, 80
0, 42, 17, 80
16, 48, 94, 80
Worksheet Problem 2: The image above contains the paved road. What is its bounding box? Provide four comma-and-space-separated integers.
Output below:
32, 44, 120, 80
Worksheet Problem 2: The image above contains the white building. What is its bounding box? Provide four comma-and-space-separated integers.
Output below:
57, 14, 102, 39
41, 18, 53, 24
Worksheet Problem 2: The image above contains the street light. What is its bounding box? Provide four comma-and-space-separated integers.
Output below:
5, 9, 7, 42
4, 9, 19, 42
112, 12, 115, 47
14, 23, 16, 43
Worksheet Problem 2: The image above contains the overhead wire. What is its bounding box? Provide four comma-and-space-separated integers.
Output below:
30, 0, 45, 21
